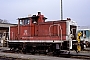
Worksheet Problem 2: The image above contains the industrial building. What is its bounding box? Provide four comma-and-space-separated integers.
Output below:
0, 23, 17, 47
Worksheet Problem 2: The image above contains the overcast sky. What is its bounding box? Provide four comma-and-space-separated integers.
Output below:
0, 0, 90, 26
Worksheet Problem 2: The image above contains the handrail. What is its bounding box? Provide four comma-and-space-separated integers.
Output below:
49, 24, 62, 46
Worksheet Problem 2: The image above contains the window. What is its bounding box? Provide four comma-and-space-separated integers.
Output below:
24, 19, 29, 25
20, 19, 30, 25
83, 31, 86, 38
81, 31, 83, 37
84, 31, 86, 35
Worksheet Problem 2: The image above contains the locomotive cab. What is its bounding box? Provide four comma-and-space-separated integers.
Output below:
18, 12, 47, 26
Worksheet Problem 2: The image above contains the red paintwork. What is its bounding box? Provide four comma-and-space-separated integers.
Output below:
10, 26, 18, 40
10, 12, 74, 42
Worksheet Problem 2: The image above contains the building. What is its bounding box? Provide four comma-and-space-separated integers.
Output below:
0, 23, 17, 47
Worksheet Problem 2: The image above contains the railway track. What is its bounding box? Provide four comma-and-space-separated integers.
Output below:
1, 48, 90, 60
71, 56, 90, 59
0, 56, 27, 60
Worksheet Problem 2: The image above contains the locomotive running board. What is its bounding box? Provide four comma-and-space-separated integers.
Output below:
9, 40, 64, 43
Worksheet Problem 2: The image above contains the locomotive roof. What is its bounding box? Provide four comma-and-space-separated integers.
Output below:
18, 16, 47, 21
46, 20, 68, 22
18, 17, 31, 20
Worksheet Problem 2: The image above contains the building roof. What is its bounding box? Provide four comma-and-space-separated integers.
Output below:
0, 23, 17, 27
78, 26, 90, 30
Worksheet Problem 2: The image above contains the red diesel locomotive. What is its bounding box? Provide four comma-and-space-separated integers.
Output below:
8, 12, 77, 54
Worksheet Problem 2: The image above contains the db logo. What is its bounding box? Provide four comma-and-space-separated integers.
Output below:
23, 30, 27, 35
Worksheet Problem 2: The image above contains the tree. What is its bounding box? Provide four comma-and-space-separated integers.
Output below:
0, 19, 9, 23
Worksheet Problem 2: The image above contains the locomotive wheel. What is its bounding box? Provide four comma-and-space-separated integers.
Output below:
10, 47, 13, 51
31, 49, 35, 55
45, 49, 48, 55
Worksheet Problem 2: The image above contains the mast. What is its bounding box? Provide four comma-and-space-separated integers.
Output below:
61, 0, 63, 20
